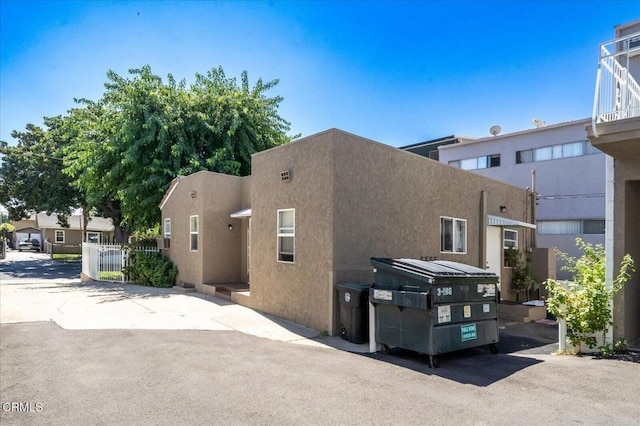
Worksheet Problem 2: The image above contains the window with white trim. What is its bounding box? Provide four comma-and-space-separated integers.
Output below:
55, 230, 65, 243
164, 218, 171, 238
440, 217, 466, 253
189, 215, 198, 252
277, 209, 295, 263
503, 229, 518, 249
86, 232, 101, 244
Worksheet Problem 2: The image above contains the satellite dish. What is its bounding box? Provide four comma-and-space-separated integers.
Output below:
489, 125, 501, 136
532, 118, 545, 128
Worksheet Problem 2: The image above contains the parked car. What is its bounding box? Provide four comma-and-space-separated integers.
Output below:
18, 238, 41, 252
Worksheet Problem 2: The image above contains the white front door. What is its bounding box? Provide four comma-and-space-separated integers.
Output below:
486, 226, 502, 288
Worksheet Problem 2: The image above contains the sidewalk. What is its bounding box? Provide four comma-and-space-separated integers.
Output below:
0, 278, 371, 353
1, 276, 561, 356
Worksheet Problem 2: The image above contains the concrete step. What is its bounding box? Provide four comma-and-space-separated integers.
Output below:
499, 302, 547, 323
172, 285, 197, 293
201, 283, 250, 302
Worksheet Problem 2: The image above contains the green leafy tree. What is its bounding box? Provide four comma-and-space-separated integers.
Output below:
0, 222, 14, 238
0, 121, 83, 222
56, 99, 128, 241
546, 238, 635, 353
63, 65, 295, 237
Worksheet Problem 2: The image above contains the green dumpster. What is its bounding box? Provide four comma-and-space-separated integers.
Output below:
336, 283, 373, 344
370, 258, 500, 367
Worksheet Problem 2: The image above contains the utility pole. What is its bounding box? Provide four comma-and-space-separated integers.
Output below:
531, 169, 537, 248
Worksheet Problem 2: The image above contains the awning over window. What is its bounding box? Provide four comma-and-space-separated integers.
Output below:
230, 208, 252, 218
487, 214, 536, 229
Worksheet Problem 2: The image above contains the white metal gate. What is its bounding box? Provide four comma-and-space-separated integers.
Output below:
82, 243, 158, 283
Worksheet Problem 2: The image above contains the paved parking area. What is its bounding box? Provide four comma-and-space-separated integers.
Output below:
2, 251, 640, 424
0, 251, 361, 351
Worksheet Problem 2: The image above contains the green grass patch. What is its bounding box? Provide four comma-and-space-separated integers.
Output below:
52, 254, 82, 261
99, 271, 124, 281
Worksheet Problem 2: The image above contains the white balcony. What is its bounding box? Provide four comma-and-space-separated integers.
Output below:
591, 29, 640, 137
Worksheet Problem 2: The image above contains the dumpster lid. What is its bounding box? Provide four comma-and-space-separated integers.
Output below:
371, 258, 498, 278
336, 282, 373, 291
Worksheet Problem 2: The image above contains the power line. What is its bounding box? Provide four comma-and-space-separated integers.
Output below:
537, 193, 605, 200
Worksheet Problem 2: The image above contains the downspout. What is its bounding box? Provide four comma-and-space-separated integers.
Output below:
480, 190, 487, 269
531, 170, 537, 249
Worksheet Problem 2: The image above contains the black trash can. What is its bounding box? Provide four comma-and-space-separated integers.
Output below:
336, 283, 372, 344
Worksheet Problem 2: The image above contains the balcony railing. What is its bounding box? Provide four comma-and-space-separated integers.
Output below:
591, 30, 640, 137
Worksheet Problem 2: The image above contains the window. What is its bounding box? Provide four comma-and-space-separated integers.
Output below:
164, 218, 171, 238
516, 140, 596, 164
562, 141, 584, 158
537, 219, 605, 235
55, 230, 65, 243
440, 217, 466, 253
189, 215, 198, 251
583, 220, 605, 234
534, 146, 552, 162
516, 149, 533, 164
449, 154, 501, 170
86, 232, 101, 244
277, 209, 295, 262
503, 229, 518, 249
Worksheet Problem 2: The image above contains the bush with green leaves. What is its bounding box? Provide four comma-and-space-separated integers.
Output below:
505, 247, 537, 298
124, 250, 178, 288
545, 238, 635, 354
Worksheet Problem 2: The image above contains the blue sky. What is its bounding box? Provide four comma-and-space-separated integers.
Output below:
1, 1, 639, 147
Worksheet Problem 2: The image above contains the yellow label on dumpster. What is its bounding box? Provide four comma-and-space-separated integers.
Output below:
463, 305, 471, 318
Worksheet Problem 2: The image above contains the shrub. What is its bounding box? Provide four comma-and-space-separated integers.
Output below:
124, 250, 178, 288
505, 247, 537, 298
545, 238, 635, 353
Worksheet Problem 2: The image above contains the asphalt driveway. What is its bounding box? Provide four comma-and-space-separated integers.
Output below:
2, 251, 639, 425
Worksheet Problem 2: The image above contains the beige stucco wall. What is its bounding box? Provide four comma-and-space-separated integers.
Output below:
162, 171, 251, 290
614, 159, 640, 342
248, 129, 532, 333
332, 133, 531, 281
588, 118, 640, 343
250, 132, 336, 332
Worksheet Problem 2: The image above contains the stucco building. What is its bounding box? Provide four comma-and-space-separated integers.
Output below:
586, 20, 640, 345
160, 129, 546, 334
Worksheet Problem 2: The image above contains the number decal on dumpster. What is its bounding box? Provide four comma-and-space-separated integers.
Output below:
436, 287, 452, 297
461, 323, 477, 341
